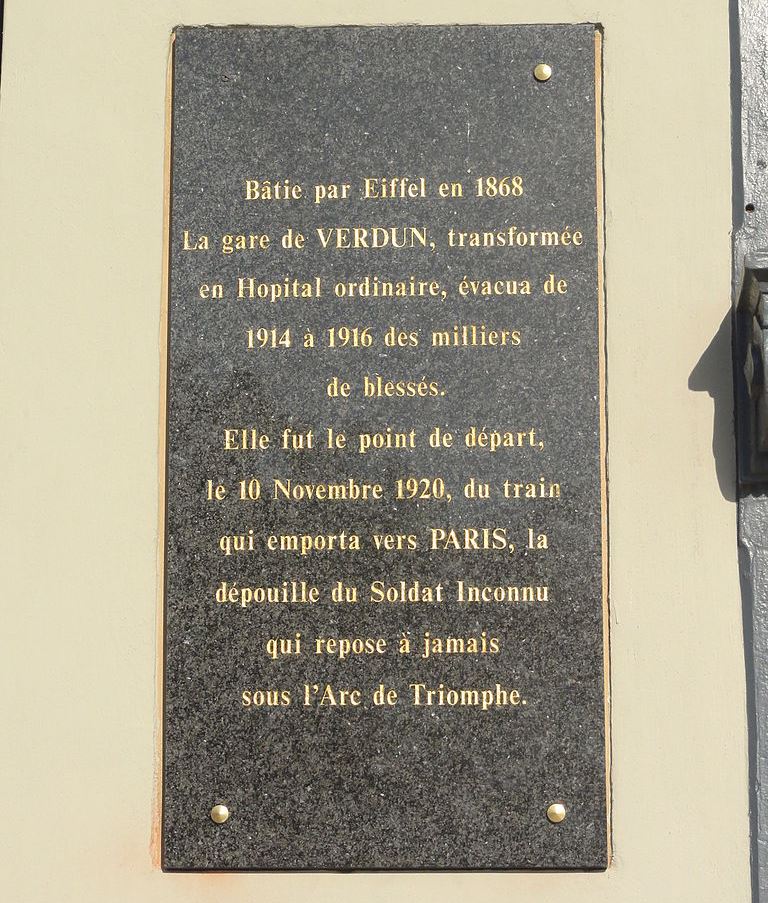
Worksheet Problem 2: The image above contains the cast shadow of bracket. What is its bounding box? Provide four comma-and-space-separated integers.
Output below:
688, 310, 737, 503
691, 305, 768, 903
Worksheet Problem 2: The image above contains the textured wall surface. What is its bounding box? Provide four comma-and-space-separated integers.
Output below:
734, 1, 768, 899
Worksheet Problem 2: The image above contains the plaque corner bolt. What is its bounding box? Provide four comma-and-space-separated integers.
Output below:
546, 802, 566, 823
210, 804, 230, 824
533, 63, 553, 82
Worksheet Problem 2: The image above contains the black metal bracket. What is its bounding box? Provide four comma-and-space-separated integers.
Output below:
737, 253, 768, 486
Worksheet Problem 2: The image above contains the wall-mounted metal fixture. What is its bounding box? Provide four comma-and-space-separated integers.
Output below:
736, 252, 768, 487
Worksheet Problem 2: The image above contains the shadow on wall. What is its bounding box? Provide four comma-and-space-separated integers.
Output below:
688, 310, 737, 502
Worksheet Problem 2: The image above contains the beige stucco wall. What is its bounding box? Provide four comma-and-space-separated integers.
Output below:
0, 1, 748, 900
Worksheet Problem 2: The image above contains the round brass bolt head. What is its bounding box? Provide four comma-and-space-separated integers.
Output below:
533, 63, 553, 82
210, 804, 230, 824
547, 802, 566, 823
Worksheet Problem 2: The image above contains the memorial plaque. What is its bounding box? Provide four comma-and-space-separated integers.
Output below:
161, 24, 608, 871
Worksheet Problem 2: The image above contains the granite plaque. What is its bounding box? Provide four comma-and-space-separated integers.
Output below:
161, 24, 608, 871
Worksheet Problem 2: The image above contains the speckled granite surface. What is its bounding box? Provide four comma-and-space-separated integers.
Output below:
162, 24, 607, 871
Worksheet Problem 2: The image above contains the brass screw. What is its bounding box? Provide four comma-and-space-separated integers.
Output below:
210, 804, 230, 824
547, 802, 566, 823
533, 63, 553, 82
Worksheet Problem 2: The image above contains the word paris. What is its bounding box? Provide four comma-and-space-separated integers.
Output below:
162, 24, 608, 871
244, 175, 524, 204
